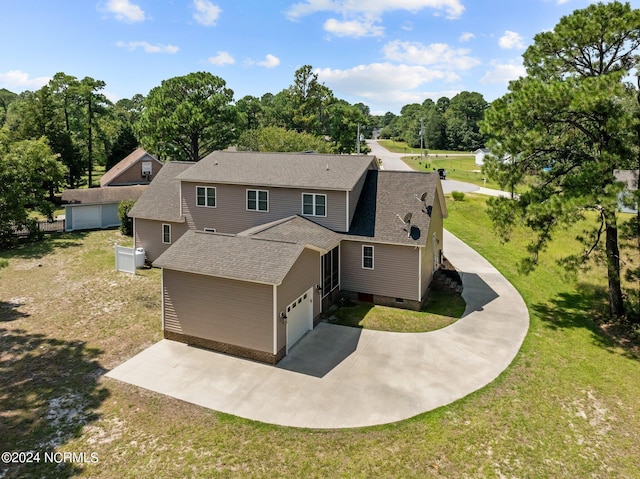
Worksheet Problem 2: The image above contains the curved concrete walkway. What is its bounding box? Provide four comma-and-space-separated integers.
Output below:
106, 230, 529, 429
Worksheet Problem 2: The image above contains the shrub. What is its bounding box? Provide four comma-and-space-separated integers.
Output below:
118, 200, 135, 236
451, 191, 465, 201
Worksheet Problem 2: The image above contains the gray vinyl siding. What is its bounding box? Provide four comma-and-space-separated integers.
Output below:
276, 248, 321, 351
107, 158, 161, 185
181, 181, 347, 233
340, 240, 420, 301
134, 218, 189, 263
348, 169, 368, 229
163, 269, 274, 353
421, 193, 445, 298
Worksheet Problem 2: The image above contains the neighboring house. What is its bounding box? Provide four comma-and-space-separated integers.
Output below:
100, 148, 163, 187
62, 185, 147, 232
474, 148, 490, 166
615, 169, 639, 214
130, 151, 448, 364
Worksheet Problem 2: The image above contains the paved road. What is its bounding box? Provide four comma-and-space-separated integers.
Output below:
367, 139, 511, 197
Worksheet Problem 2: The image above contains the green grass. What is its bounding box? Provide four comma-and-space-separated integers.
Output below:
1, 205, 639, 478
328, 285, 465, 333
378, 139, 467, 156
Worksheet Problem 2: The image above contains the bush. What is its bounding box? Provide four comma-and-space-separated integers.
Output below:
451, 191, 465, 201
118, 200, 135, 236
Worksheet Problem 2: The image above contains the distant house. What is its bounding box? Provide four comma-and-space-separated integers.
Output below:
129, 151, 448, 364
62, 185, 147, 232
614, 169, 638, 214
100, 148, 162, 187
61, 148, 162, 232
474, 148, 491, 166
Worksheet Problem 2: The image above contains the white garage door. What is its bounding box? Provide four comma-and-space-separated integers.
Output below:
286, 287, 313, 353
72, 205, 102, 230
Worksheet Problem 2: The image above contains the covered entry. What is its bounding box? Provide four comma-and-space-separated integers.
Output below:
286, 287, 313, 352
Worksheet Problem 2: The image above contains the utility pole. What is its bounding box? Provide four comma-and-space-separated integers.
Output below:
420, 118, 424, 159
357, 123, 361, 154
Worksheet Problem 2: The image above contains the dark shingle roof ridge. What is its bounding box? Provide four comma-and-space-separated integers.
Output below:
250, 236, 299, 246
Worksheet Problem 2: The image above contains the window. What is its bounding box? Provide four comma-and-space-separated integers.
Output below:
247, 189, 268, 212
162, 224, 171, 244
362, 245, 374, 270
196, 186, 216, 207
322, 246, 339, 297
302, 193, 326, 217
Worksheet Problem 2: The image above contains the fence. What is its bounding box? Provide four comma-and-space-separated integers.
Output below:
12, 219, 66, 237
115, 245, 145, 274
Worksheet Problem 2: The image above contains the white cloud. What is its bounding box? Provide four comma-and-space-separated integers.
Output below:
382, 40, 480, 70
480, 60, 526, 84
459, 32, 475, 42
208, 51, 235, 65
316, 63, 461, 113
102, 0, 145, 23
324, 17, 384, 37
193, 0, 222, 26
499, 30, 525, 49
116, 41, 179, 54
0, 70, 50, 90
286, 0, 465, 21
258, 54, 281, 68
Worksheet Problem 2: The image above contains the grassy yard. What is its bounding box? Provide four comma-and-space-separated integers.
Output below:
327, 284, 465, 333
377, 139, 467, 156
1, 198, 639, 477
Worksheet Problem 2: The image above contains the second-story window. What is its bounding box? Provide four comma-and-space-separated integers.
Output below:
247, 189, 268, 212
196, 186, 216, 207
302, 193, 326, 217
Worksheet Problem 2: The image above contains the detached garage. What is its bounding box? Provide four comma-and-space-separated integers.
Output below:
62, 185, 147, 232
153, 218, 340, 364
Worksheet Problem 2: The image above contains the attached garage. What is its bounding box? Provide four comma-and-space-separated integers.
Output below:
62, 185, 147, 232
285, 287, 313, 353
154, 217, 341, 364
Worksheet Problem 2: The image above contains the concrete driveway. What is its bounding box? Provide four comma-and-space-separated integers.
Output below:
106, 230, 529, 429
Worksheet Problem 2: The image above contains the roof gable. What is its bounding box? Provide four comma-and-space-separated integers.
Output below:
176, 151, 377, 191
239, 215, 342, 253
100, 148, 162, 187
128, 161, 195, 222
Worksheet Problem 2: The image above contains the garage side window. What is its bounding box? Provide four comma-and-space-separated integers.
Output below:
362, 245, 374, 270
162, 224, 171, 244
196, 186, 216, 207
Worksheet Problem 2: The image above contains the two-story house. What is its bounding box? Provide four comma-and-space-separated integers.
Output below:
129, 151, 447, 364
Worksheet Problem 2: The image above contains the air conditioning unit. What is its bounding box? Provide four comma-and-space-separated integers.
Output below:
141, 161, 153, 177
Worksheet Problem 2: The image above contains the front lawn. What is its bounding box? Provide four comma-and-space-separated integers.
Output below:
1, 200, 639, 478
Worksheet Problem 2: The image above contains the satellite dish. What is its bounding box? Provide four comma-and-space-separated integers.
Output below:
402, 212, 412, 225
420, 191, 428, 202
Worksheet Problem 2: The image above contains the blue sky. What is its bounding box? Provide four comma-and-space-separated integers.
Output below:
1, 0, 637, 114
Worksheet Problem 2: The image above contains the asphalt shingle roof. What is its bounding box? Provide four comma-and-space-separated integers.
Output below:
99, 148, 160, 187
62, 185, 147, 205
346, 170, 447, 246
128, 161, 195, 222
239, 215, 342, 252
176, 151, 377, 191
153, 230, 306, 285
